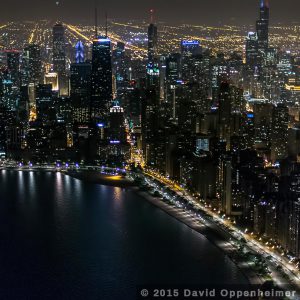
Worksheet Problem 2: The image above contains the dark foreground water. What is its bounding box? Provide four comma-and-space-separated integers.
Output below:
0, 171, 247, 299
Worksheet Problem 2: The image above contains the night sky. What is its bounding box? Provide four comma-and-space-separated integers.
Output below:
1, 0, 299, 24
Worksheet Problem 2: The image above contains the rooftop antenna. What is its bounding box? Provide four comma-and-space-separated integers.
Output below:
105, 12, 108, 37
150, 9, 154, 24
55, 1, 60, 22
94, 0, 98, 38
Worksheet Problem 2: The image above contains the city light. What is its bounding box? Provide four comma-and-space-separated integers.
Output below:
0, 1, 299, 298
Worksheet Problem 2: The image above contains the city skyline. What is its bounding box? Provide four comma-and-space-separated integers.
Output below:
1, 0, 300, 25
1, 0, 300, 298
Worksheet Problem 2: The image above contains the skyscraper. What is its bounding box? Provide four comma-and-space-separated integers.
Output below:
148, 10, 158, 65
70, 62, 91, 123
245, 32, 259, 68
166, 54, 181, 83
222, 157, 233, 215
18, 85, 30, 125
22, 44, 42, 86
256, 0, 270, 54
181, 40, 202, 82
53, 24, 68, 96
35, 84, 54, 125
218, 82, 232, 148
271, 104, 289, 162
108, 101, 127, 144
113, 42, 130, 98
91, 36, 113, 121
181, 40, 201, 58
147, 11, 159, 88
75, 41, 85, 64
6, 50, 20, 87
2, 79, 16, 111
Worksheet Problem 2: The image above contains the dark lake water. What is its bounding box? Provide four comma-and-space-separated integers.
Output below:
0, 171, 247, 299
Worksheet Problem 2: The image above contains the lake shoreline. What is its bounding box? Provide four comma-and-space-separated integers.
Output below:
2, 169, 263, 286
66, 170, 263, 286
132, 187, 263, 286
66, 170, 136, 187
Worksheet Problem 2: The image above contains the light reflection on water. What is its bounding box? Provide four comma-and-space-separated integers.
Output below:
0, 171, 248, 300
17, 171, 24, 196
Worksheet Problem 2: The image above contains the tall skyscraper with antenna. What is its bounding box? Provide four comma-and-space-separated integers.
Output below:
148, 9, 158, 65
90, 8, 113, 121
256, 0, 269, 53
147, 9, 159, 87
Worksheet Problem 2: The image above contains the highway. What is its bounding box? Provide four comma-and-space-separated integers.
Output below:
64, 23, 147, 59
143, 169, 300, 299
0, 160, 126, 175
